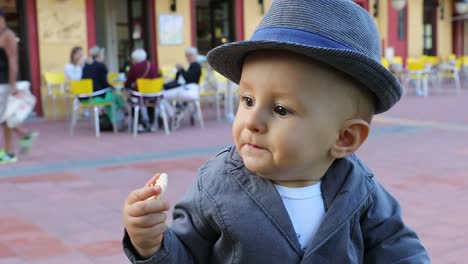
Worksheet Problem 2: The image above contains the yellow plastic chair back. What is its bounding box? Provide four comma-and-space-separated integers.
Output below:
448, 54, 457, 61
407, 58, 425, 71
200, 68, 206, 85
392, 56, 403, 65
44, 72, 66, 85
463, 56, 468, 65
381, 58, 390, 69
137, 78, 164, 94
455, 58, 463, 69
423, 55, 439, 65
160, 65, 176, 80
70, 79, 93, 95
214, 71, 228, 83
107, 72, 122, 87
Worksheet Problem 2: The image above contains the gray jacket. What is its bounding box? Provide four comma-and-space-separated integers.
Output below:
123, 146, 430, 263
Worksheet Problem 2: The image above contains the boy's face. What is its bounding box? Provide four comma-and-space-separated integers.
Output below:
233, 51, 355, 186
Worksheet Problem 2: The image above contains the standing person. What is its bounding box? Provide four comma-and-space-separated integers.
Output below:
0, 9, 38, 164
64, 46, 85, 81
122, 0, 430, 263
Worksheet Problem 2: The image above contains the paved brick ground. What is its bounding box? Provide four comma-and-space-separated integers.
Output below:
1, 90, 468, 263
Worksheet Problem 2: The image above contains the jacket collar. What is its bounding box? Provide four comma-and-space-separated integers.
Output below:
226, 146, 374, 258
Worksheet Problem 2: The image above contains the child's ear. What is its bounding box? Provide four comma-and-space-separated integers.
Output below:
330, 119, 370, 159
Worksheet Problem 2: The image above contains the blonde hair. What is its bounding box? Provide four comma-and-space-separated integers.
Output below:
185, 47, 198, 56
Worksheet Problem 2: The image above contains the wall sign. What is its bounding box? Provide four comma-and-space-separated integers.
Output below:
158, 14, 184, 45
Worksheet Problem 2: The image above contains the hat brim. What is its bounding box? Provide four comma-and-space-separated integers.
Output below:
207, 40, 402, 114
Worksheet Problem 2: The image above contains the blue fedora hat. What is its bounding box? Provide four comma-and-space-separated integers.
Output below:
207, 0, 402, 114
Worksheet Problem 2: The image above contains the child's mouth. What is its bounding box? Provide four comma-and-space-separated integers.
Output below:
247, 143, 265, 150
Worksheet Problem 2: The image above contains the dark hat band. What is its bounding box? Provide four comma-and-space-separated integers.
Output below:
250, 27, 356, 52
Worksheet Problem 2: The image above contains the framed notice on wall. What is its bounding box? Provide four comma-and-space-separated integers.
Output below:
158, 14, 184, 45
37, 0, 86, 43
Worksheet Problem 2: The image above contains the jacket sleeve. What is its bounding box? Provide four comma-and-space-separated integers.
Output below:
362, 178, 431, 264
180, 63, 201, 84
123, 164, 219, 264
101, 63, 112, 89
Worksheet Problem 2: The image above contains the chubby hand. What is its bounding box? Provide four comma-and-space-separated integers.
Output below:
123, 177, 170, 259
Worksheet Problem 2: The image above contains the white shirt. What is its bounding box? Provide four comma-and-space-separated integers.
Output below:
64, 63, 83, 80
274, 182, 325, 252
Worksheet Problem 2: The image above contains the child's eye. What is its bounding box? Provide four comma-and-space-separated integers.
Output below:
274, 105, 291, 116
241, 96, 254, 107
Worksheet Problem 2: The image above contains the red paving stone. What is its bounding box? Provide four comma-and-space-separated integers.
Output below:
78, 240, 122, 257
0, 172, 81, 184
0, 243, 16, 258
0, 92, 468, 262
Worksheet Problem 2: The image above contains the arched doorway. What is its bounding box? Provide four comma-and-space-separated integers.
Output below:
387, 0, 408, 59
423, 0, 438, 55
195, 0, 236, 55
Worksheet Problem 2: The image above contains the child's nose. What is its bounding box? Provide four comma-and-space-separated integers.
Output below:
245, 107, 268, 134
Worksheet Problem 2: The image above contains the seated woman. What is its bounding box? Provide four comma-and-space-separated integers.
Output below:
162, 47, 202, 127
82, 46, 126, 127
125, 48, 159, 89
162, 47, 201, 101
64, 46, 85, 81
125, 49, 161, 132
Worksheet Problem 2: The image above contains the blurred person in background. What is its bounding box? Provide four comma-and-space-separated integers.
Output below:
125, 48, 159, 90
163, 47, 202, 91
0, 9, 38, 165
162, 47, 202, 126
125, 48, 160, 132
64, 46, 85, 81
82, 46, 126, 129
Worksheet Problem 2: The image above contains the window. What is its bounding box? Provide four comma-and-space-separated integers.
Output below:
397, 9, 406, 41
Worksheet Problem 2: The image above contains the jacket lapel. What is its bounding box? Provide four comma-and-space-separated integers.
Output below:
228, 148, 303, 257
302, 155, 374, 260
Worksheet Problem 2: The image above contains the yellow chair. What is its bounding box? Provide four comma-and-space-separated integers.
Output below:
438, 57, 462, 95
136, 78, 164, 93
160, 65, 176, 82
199, 68, 223, 121
43, 72, 67, 118
406, 57, 429, 97
69, 79, 117, 137
214, 71, 238, 120
392, 56, 403, 65
381, 58, 390, 69
168, 71, 205, 130
388, 56, 405, 84
463, 56, 468, 74
421, 55, 440, 90
422, 55, 439, 66
108, 72, 124, 89
129, 78, 169, 137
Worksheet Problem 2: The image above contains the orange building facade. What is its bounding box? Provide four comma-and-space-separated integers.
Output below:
0, 0, 466, 117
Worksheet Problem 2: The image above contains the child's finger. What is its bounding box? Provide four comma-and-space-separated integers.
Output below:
145, 174, 161, 188
130, 211, 168, 228
127, 186, 162, 205
127, 198, 170, 217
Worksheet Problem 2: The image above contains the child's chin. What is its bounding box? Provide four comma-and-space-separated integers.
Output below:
244, 164, 275, 180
